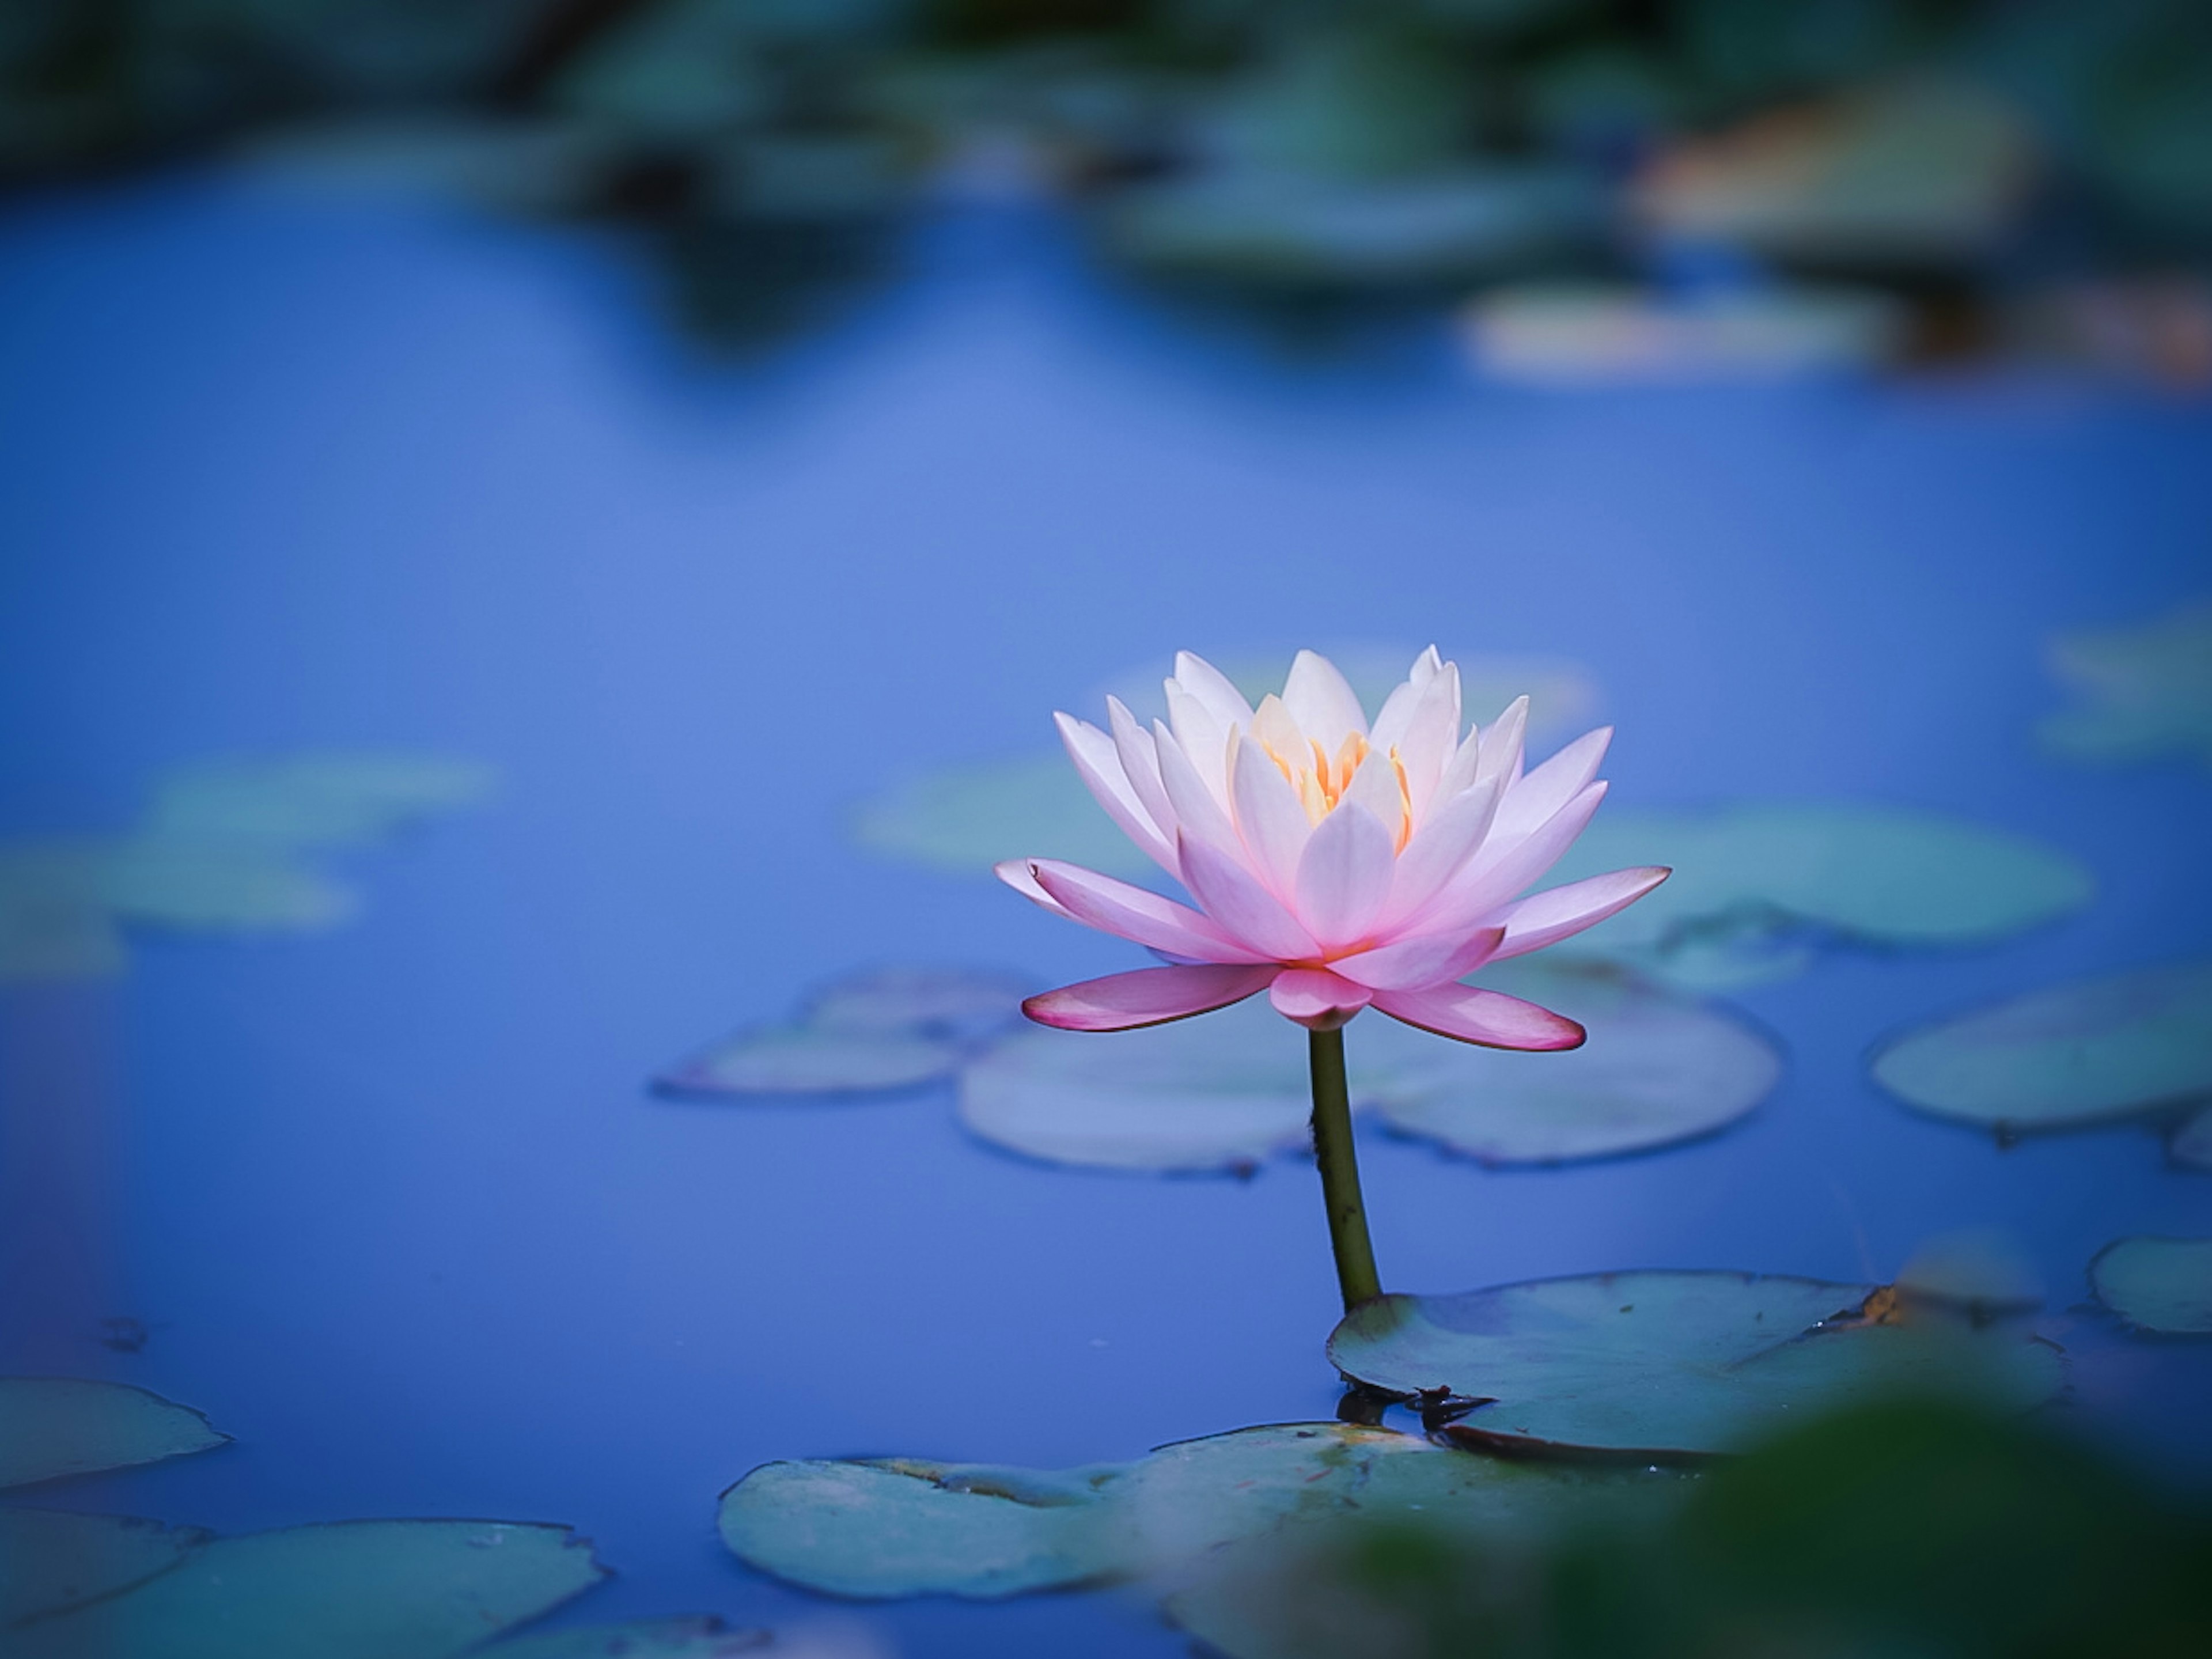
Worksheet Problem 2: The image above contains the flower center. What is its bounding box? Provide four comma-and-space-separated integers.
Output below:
1260, 729, 1414, 847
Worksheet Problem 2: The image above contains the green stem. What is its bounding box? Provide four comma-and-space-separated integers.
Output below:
1308, 1026, 1382, 1311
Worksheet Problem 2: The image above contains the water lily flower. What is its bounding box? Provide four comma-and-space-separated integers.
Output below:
998, 647, 1669, 1049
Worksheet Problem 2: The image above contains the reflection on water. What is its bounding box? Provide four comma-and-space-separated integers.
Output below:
0, 167, 2209, 1655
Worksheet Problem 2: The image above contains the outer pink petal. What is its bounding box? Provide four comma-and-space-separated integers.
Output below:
995, 857, 1074, 919
1328, 925, 1505, 992
1107, 697, 1179, 859
1370, 983, 1586, 1051
1492, 866, 1671, 960
1055, 712, 1177, 873
1025, 964, 1278, 1031
1178, 831, 1319, 960
1295, 801, 1397, 950
1230, 732, 1312, 898
1028, 859, 1263, 963
1282, 650, 1369, 748
1413, 781, 1609, 941
1491, 726, 1612, 844
1377, 775, 1500, 933
1270, 967, 1373, 1030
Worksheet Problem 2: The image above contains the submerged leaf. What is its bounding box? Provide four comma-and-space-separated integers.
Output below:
1870, 960, 2212, 1137
1547, 803, 2094, 988
1359, 963, 1779, 1165
2090, 1237, 2212, 1336
17, 1520, 607, 1659
0, 1510, 209, 1628
1327, 1272, 2064, 1457
721, 1423, 1685, 1603
146, 754, 495, 849
2040, 600, 2212, 769
0, 1378, 228, 1490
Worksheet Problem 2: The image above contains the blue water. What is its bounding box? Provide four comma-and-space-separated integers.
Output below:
2, 173, 2209, 1654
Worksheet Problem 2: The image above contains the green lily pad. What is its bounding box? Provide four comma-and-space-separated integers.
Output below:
0, 1510, 210, 1628
1548, 804, 2094, 989
0, 1378, 229, 1490
476, 1616, 769, 1657
146, 755, 495, 849
721, 1423, 1687, 1602
2040, 600, 2212, 770
1870, 960, 2212, 1137
16, 1520, 607, 1659
958, 995, 1315, 1174
2090, 1237, 2212, 1336
1327, 1272, 2065, 1458
0, 843, 127, 982
2172, 1106, 2212, 1173
1359, 963, 1779, 1165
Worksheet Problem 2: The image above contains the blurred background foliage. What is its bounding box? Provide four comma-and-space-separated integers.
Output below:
3, 1, 2208, 350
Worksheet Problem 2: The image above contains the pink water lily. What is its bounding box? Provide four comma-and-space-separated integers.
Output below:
999, 647, 1669, 1050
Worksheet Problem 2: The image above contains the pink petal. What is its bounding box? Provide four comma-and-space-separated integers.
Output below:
1493, 866, 1671, 960
1230, 731, 1312, 897
1025, 964, 1278, 1031
995, 857, 1074, 919
1295, 801, 1397, 950
1107, 697, 1180, 863
1476, 696, 1529, 790
1491, 726, 1612, 844
1329, 925, 1505, 992
1270, 967, 1374, 1030
1055, 712, 1176, 873
1179, 831, 1319, 960
1166, 685, 1232, 808
1395, 662, 1462, 825
1370, 982, 1586, 1051
1172, 651, 1256, 731
1028, 859, 1263, 963
1379, 775, 1500, 932
1282, 650, 1368, 748
1415, 781, 1609, 941
1153, 720, 1240, 854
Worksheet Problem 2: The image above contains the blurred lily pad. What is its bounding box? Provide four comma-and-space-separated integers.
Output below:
2090, 1237, 2212, 1336
1327, 1272, 2065, 1457
721, 1423, 1685, 1602
146, 754, 495, 848
1462, 285, 1906, 384
1870, 960, 2212, 1138
800, 965, 1030, 1043
97, 838, 358, 934
2040, 600, 2212, 770
1359, 963, 1780, 1165
0, 1378, 228, 1490
1547, 803, 2094, 989
0, 843, 127, 981
2172, 1106, 2212, 1173
478, 1616, 770, 1657
1894, 1228, 2046, 1316
17, 1519, 607, 1659
0, 1510, 209, 1627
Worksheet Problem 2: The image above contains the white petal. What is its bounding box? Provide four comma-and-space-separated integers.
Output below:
1491, 866, 1669, 960
1475, 696, 1529, 791
1492, 726, 1612, 845
1179, 831, 1319, 960
1028, 859, 1262, 962
1377, 775, 1500, 933
1165, 684, 1233, 809
1054, 712, 1175, 872
1433, 726, 1485, 803
1230, 731, 1312, 898
1153, 720, 1239, 855
1414, 781, 1610, 940
1396, 661, 1461, 826
1107, 696, 1178, 866
1281, 650, 1368, 748
995, 857, 1074, 919
1295, 801, 1398, 950
1342, 744, 1408, 845
1329, 925, 1504, 991
1171, 652, 1256, 732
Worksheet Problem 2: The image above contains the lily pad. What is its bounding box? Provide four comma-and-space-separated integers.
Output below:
0, 843, 127, 981
1893, 1228, 2046, 1316
146, 754, 495, 849
97, 838, 358, 933
958, 995, 1315, 1173
0, 1510, 210, 1627
2040, 600, 2212, 769
1870, 960, 2212, 1137
2172, 1106, 2212, 1173
2090, 1237, 2212, 1336
721, 1423, 1685, 1601
17, 1519, 607, 1659
800, 965, 1030, 1043
1547, 804, 2094, 989
1359, 963, 1780, 1165
477, 1616, 769, 1657
656, 1025, 967, 1099
1327, 1272, 2065, 1458
0, 1378, 229, 1489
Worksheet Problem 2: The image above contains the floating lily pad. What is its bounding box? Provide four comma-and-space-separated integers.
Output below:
1327, 1272, 2065, 1458
0, 843, 127, 981
146, 754, 495, 849
721, 1423, 1685, 1602
1359, 963, 1779, 1165
0, 1510, 210, 1627
958, 995, 1315, 1173
2172, 1107, 2212, 1173
97, 838, 357, 933
2090, 1237, 2212, 1336
2040, 600, 2212, 769
0, 1378, 229, 1489
1870, 960, 2212, 1138
477, 1616, 769, 1657
656, 1025, 966, 1099
1894, 1228, 2046, 1316
17, 1520, 607, 1659
1547, 804, 2094, 988
800, 965, 1030, 1043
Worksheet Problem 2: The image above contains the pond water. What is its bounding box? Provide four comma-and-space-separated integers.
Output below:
2, 172, 2208, 1655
